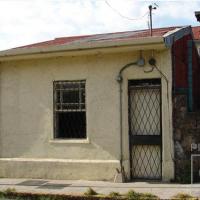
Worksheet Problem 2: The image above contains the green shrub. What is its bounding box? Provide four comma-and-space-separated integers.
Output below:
126, 190, 159, 200
171, 193, 197, 200
0, 188, 17, 199
84, 187, 98, 196
38, 196, 53, 200
139, 192, 159, 200
108, 191, 121, 198
126, 190, 141, 200
4, 187, 16, 194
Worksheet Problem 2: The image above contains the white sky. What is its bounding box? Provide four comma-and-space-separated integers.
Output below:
0, 0, 200, 50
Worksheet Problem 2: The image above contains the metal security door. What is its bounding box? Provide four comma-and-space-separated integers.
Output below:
129, 79, 162, 180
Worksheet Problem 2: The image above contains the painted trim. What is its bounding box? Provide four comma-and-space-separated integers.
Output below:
49, 139, 90, 144
0, 158, 120, 163
164, 26, 192, 48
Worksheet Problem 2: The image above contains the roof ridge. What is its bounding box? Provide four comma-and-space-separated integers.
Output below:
10, 26, 187, 50
54, 26, 183, 40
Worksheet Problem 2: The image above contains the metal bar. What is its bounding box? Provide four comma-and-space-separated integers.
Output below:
128, 87, 133, 180
191, 155, 193, 184
55, 88, 85, 91
55, 109, 86, 112
131, 177, 161, 181
54, 80, 85, 84
129, 85, 161, 89
53, 82, 57, 138
79, 82, 81, 110
129, 79, 161, 86
60, 85, 63, 110
131, 135, 162, 145
160, 79, 163, 178
55, 103, 85, 105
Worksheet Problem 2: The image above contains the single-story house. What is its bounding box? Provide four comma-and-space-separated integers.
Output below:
0, 26, 199, 182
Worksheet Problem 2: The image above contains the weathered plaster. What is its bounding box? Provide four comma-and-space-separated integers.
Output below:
0, 49, 174, 181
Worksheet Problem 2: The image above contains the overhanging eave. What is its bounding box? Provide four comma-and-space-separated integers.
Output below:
0, 37, 166, 61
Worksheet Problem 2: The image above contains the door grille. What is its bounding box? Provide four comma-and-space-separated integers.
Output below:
129, 86, 160, 136
131, 145, 161, 179
129, 79, 162, 180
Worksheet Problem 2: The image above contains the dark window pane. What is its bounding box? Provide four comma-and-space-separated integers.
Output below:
63, 90, 79, 103
62, 82, 78, 89
55, 112, 86, 139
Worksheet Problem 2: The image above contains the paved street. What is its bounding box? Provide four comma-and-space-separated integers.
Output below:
0, 178, 199, 199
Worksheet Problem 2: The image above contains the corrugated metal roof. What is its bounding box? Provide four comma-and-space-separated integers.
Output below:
15, 26, 181, 49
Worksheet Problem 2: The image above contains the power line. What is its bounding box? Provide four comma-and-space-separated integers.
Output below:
105, 0, 148, 21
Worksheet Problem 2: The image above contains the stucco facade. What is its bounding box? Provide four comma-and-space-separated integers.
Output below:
0, 48, 174, 181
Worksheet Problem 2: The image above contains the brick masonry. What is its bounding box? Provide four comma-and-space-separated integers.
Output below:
173, 94, 200, 183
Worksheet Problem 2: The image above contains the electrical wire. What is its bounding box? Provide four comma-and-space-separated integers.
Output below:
105, 0, 148, 21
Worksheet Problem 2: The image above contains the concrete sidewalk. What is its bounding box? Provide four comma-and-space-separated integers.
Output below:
0, 178, 199, 199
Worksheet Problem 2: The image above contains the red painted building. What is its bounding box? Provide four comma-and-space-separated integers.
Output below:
172, 26, 200, 111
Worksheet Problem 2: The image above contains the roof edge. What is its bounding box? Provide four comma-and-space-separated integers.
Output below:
0, 36, 165, 61
163, 26, 192, 47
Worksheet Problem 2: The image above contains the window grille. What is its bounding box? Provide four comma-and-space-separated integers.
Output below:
54, 80, 86, 139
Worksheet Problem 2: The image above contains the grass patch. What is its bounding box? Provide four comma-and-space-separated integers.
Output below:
108, 191, 121, 198
126, 190, 140, 200
84, 187, 98, 196
171, 193, 197, 200
4, 188, 17, 193
0, 189, 160, 200
126, 190, 159, 200
139, 192, 160, 200
0, 188, 18, 199
2, 188, 197, 200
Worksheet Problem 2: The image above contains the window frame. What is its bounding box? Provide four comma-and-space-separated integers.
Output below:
53, 80, 87, 140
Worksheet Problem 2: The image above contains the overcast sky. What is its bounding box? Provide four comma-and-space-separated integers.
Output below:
0, 0, 200, 50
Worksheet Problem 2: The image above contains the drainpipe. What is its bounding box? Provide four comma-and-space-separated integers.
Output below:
116, 58, 145, 181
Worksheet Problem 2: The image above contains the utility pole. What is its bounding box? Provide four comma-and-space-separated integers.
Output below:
149, 4, 158, 36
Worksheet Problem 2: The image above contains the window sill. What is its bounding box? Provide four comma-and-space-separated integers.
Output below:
49, 138, 90, 144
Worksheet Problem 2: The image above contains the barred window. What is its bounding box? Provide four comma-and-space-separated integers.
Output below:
53, 80, 86, 139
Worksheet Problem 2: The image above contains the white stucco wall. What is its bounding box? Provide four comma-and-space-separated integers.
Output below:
0, 49, 174, 181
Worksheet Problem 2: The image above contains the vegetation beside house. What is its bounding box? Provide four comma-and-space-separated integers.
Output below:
0, 188, 199, 200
